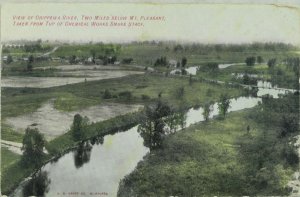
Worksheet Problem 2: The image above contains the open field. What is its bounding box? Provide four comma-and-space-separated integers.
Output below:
5, 101, 142, 140
1, 70, 144, 88
1, 147, 21, 172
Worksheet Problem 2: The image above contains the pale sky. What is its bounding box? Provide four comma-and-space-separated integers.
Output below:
1, 3, 300, 44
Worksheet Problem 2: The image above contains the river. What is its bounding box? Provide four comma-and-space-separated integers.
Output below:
170, 62, 245, 76
10, 81, 297, 197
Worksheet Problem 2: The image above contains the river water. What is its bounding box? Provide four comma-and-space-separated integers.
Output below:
10, 82, 297, 197
170, 63, 244, 76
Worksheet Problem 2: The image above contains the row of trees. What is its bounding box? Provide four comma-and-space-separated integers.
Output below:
202, 94, 231, 121
153, 56, 187, 67
69, 54, 118, 65
245, 56, 264, 66
139, 94, 232, 151
154, 56, 167, 66
138, 100, 187, 151
171, 43, 298, 53
267, 58, 277, 68
4, 55, 13, 64
3, 39, 51, 53
199, 62, 218, 72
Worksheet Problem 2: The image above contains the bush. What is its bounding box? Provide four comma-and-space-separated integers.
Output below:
206, 88, 214, 97
135, 85, 148, 89
181, 69, 187, 75
122, 58, 133, 64
257, 56, 264, 64
175, 87, 185, 99
103, 89, 112, 99
245, 56, 256, 66
141, 94, 150, 100
267, 58, 277, 68
119, 91, 132, 100
200, 62, 219, 72
283, 145, 299, 166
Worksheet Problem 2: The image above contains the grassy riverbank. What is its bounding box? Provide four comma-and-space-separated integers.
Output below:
1, 147, 21, 172
118, 94, 299, 196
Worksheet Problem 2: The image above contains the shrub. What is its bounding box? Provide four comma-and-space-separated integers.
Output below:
206, 88, 214, 97
141, 94, 150, 100
119, 91, 132, 100
103, 89, 112, 99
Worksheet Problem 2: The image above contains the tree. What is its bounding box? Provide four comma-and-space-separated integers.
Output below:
122, 58, 133, 64
245, 56, 256, 66
90, 49, 96, 63
138, 101, 171, 151
154, 56, 167, 67
69, 55, 77, 64
242, 74, 257, 85
71, 114, 89, 141
103, 89, 112, 99
218, 94, 231, 118
181, 68, 187, 75
21, 128, 45, 167
181, 57, 187, 67
203, 102, 213, 121
279, 114, 298, 137
267, 58, 277, 68
174, 44, 184, 52
165, 111, 183, 134
247, 125, 250, 134
27, 55, 34, 71
189, 74, 193, 85
175, 87, 185, 99
110, 56, 117, 64
28, 55, 34, 64
257, 56, 264, 64
200, 62, 218, 72
6, 55, 13, 64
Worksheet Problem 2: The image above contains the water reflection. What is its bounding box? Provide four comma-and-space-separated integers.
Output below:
22, 171, 50, 197
256, 80, 290, 99
73, 141, 93, 169
12, 127, 149, 197
90, 136, 104, 146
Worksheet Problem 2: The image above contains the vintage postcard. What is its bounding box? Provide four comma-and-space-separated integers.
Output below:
1, 1, 299, 197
